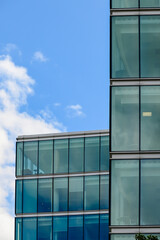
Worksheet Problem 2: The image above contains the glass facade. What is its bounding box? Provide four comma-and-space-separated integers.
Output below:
111, 0, 160, 8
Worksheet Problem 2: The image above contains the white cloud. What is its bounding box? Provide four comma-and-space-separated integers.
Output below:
54, 102, 61, 107
32, 51, 48, 62
66, 104, 85, 118
3, 43, 22, 56
0, 55, 65, 239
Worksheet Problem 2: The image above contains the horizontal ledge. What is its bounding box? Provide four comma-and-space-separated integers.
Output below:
110, 226, 160, 234
111, 9, 160, 16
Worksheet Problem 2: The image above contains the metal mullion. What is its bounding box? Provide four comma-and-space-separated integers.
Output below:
99, 136, 101, 172
139, 159, 141, 226
53, 139, 54, 175
37, 141, 39, 175
22, 142, 24, 177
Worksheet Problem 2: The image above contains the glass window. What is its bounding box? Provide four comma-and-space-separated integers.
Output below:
100, 175, 109, 210
141, 16, 160, 77
38, 217, 52, 240
84, 215, 99, 240
85, 137, 99, 172
141, 86, 160, 151
16, 142, 23, 176
16, 180, 22, 214
54, 177, 68, 212
84, 175, 99, 210
111, 160, 139, 226
24, 141, 38, 175
69, 215, 83, 240
39, 140, 53, 175
69, 177, 83, 211
69, 138, 84, 173
100, 136, 109, 171
100, 214, 109, 240
38, 178, 52, 213
111, 235, 135, 240
23, 179, 37, 213
112, 16, 139, 78
112, 0, 138, 8
140, 0, 160, 8
53, 216, 67, 240
54, 139, 68, 174
111, 87, 139, 151
23, 218, 37, 240
141, 160, 160, 225
15, 218, 22, 240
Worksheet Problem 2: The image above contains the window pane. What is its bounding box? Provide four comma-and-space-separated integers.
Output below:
112, 16, 139, 78
16, 180, 22, 214
141, 16, 160, 77
54, 139, 68, 174
53, 216, 67, 240
84, 215, 99, 240
100, 175, 109, 210
23, 179, 37, 213
141, 86, 160, 150
112, 0, 138, 8
111, 235, 135, 240
54, 178, 68, 212
84, 175, 99, 210
140, 0, 160, 8
100, 136, 109, 171
141, 160, 160, 225
85, 137, 99, 172
23, 218, 37, 240
69, 177, 83, 211
69, 138, 84, 173
15, 218, 22, 240
38, 178, 52, 213
24, 141, 38, 175
100, 214, 109, 240
39, 140, 53, 175
69, 215, 83, 240
16, 142, 23, 176
111, 160, 139, 225
111, 87, 139, 151
38, 217, 52, 240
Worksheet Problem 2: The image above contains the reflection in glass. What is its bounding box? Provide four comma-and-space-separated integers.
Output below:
111, 160, 139, 225
23, 218, 37, 240
16, 142, 23, 176
85, 137, 99, 172
53, 216, 67, 240
100, 175, 109, 210
112, 16, 139, 78
84, 176, 99, 210
100, 214, 109, 240
140, 0, 160, 8
38, 217, 52, 240
24, 141, 38, 175
69, 138, 84, 173
38, 178, 52, 212
39, 140, 53, 174
111, 234, 135, 240
16, 180, 22, 214
15, 218, 22, 240
100, 136, 109, 171
54, 178, 68, 212
141, 86, 160, 150
54, 139, 68, 173
23, 179, 37, 213
112, 0, 138, 8
69, 215, 83, 240
141, 160, 160, 225
84, 215, 99, 240
69, 177, 83, 211
111, 87, 139, 151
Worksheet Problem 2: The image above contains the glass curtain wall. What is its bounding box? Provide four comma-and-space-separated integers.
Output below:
111, 0, 160, 8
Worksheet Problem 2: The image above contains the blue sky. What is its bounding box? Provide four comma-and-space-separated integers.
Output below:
0, 1, 109, 239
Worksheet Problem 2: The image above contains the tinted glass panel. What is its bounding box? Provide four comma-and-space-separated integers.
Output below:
23, 179, 37, 213
111, 87, 139, 151
100, 175, 109, 210
141, 16, 160, 77
111, 160, 139, 225
84, 215, 99, 240
69, 177, 83, 211
23, 218, 37, 240
140, 0, 160, 8
112, 16, 139, 78
84, 175, 99, 210
38, 217, 52, 240
85, 137, 99, 172
15, 218, 22, 240
100, 214, 109, 240
111, 235, 135, 240
16, 180, 22, 214
69, 215, 83, 240
53, 216, 67, 240
39, 140, 53, 174
16, 142, 23, 176
38, 178, 52, 213
141, 86, 160, 150
69, 138, 84, 173
100, 136, 109, 171
54, 178, 68, 212
112, 0, 138, 8
54, 139, 68, 173
24, 141, 38, 175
